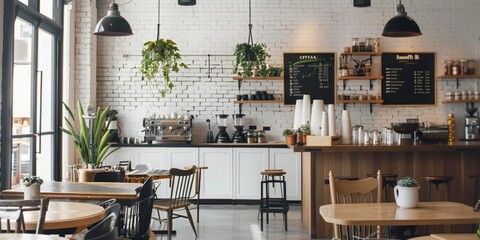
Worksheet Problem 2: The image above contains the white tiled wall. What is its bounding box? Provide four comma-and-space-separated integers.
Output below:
75, 0, 480, 142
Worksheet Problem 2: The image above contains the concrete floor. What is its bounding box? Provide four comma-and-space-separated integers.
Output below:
150, 204, 324, 240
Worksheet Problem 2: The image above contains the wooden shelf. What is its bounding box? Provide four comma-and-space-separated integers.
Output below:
437, 75, 480, 79
443, 99, 480, 103
338, 76, 383, 80
232, 76, 283, 81
234, 99, 283, 104
341, 52, 382, 56
337, 99, 383, 104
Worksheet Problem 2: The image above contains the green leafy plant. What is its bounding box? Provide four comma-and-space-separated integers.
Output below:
60, 101, 119, 168
397, 176, 419, 187
22, 176, 43, 187
140, 39, 188, 97
282, 129, 294, 137
233, 43, 270, 77
268, 66, 283, 77
299, 122, 311, 134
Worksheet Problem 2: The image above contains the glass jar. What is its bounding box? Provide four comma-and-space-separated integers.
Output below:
247, 131, 257, 143
359, 42, 366, 52
467, 60, 476, 75
352, 38, 360, 52
452, 60, 460, 76
257, 130, 267, 143
444, 60, 453, 75
373, 38, 381, 52
365, 38, 373, 52
459, 59, 468, 75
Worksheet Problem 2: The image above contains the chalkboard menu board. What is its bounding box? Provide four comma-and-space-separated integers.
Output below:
382, 52, 436, 105
283, 53, 335, 105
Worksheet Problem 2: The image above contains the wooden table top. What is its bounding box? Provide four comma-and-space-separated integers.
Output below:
22, 201, 104, 232
409, 234, 479, 240
1, 181, 142, 200
320, 202, 478, 226
0, 234, 67, 240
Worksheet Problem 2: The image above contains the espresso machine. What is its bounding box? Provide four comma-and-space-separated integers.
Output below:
215, 114, 231, 143
465, 105, 480, 140
143, 115, 192, 144
232, 114, 247, 143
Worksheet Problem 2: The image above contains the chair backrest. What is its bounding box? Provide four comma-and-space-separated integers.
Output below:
137, 176, 154, 201
0, 198, 49, 234
329, 170, 382, 239
93, 171, 125, 182
84, 213, 117, 240
122, 195, 154, 239
97, 199, 116, 209
118, 160, 132, 171
168, 165, 197, 207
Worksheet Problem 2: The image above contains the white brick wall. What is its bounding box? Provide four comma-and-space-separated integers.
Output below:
75, 0, 480, 142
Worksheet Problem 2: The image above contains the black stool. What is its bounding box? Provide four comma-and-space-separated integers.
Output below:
367, 173, 398, 202
259, 170, 289, 231
470, 175, 480, 205
421, 176, 453, 201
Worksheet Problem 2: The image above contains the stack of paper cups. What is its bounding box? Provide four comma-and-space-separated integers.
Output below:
301, 95, 311, 125
321, 111, 328, 136
341, 110, 352, 144
327, 104, 336, 136
310, 100, 325, 136
293, 100, 303, 130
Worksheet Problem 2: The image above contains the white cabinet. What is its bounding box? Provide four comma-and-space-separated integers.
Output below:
165, 148, 199, 169
135, 148, 169, 197
103, 147, 136, 167
269, 148, 301, 201
199, 148, 233, 199
233, 148, 269, 200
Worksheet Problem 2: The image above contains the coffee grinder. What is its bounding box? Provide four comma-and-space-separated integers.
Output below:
215, 114, 231, 143
465, 104, 480, 140
232, 114, 247, 143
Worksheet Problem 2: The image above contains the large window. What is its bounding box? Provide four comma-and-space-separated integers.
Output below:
2, 0, 64, 189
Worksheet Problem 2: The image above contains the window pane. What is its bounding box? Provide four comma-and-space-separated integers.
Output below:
37, 135, 54, 181
13, 18, 33, 135
12, 138, 32, 187
38, 29, 54, 132
40, 0, 53, 19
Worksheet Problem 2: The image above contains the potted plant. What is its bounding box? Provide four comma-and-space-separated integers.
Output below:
282, 129, 295, 145
140, 39, 188, 97
61, 101, 119, 182
233, 43, 270, 77
299, 122, 311, 144
22, 176, 43, 200
394, 176, 420, 208
268, 65, 283, 77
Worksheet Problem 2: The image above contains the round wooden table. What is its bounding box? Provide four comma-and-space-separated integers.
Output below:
24, 201, 105, 233
0, 234, 67, 240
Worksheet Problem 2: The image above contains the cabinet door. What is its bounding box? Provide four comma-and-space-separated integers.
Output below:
165, 147, 199, 169
199, 148, 233, 199
269, 148, 301, 201
135, 148, 168, 197
103, 147, 136, 167
233, 148, 269, 200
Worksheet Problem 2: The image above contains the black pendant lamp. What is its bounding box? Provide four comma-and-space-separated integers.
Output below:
94, 1, 133, 36
178, 0, 196, 6
245, 0, 255, 62
382, 0, 422, 37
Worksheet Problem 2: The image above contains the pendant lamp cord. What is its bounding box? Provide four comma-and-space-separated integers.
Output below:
247, 0, 253, 45
156, 0, 160, 41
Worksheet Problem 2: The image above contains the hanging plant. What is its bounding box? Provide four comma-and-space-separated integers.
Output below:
140, 39, 188, 97
233, 43, 270, 77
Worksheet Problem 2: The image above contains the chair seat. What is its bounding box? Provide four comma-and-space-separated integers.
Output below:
153, 199, 191, 211
261, 170, 286, 176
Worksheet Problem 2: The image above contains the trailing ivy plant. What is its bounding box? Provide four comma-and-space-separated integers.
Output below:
140, 39, 188, 97
233, 43, 270, 77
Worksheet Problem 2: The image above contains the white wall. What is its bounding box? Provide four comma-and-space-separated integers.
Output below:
75, 0, 480, 142
0, 0, 4, 144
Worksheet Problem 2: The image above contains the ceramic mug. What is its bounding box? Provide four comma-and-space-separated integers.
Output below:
394, 185, 420, 208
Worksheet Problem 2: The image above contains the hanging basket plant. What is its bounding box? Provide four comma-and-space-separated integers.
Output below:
140, 39, 188, 97
233, 43, 270, 77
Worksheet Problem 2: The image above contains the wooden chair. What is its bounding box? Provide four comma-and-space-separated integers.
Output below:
184, 165, 208, 223
0, 198, 49, 234
152, 166, 197, 239
329, 170, 382, 240
93, 171, 126, 182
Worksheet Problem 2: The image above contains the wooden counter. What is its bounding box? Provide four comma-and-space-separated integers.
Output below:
291, 142, 480, 239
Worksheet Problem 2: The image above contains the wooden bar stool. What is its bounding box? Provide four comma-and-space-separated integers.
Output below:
421, 176, 453, 201
259, 169, 289, 231
367, 173, 398, 202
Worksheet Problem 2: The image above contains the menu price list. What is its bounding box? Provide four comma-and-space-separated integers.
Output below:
283, 53, 335, 105
382, 53, 436, 105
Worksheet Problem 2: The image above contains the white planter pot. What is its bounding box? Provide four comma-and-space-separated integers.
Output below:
24, 184, 41, 200
394, 185, 420, 208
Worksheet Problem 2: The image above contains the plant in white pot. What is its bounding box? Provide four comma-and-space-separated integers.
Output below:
394, 176, 420, 208
22, 176, 43, 200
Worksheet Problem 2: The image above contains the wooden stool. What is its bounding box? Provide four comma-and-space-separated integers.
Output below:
259, 169, 289, 231
421, 176, 453, 201
367, 173, 398, 202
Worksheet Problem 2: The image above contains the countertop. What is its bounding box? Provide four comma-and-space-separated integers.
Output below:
289, 141, 480, 152
111, 142, 289, 148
